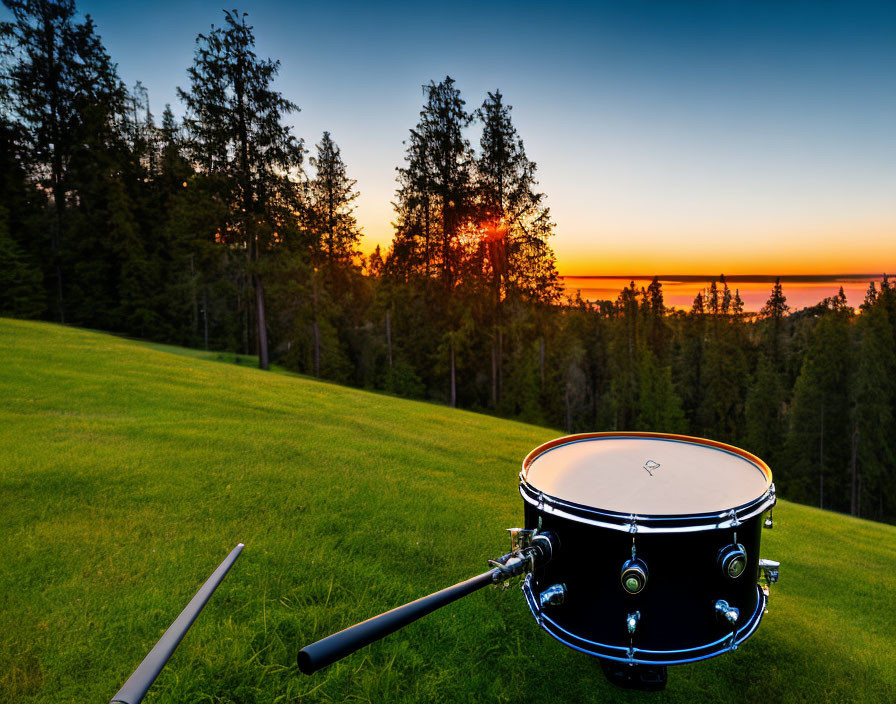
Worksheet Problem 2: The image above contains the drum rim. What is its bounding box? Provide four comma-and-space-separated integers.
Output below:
520, 432, 775, 532
522, 574, 767, 665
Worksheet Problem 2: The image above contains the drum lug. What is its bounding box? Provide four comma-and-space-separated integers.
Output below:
764, 484, 777, 528
539, 583, 567, 608
626, 611, 641, 635
714, 599, 740, 626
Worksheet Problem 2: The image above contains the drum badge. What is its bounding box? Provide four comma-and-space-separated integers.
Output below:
642, 460, 661, 476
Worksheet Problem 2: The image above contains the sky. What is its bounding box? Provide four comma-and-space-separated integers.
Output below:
10, 0, 895, 276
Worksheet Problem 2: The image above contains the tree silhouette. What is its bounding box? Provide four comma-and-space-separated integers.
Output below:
178, 9, 304, 369
2, 0, 123, 321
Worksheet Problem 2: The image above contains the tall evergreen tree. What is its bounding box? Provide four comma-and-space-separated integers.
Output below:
692, 278, 747, 442
178, 9, 304, 369
301, 131, 361, 376
851, 299, 896, 520
636, 350, 686, 432
391, 76, 475, 403
0, 207, 45, 316
393, 76, 474, 287
1, 0, 123, 321
475, 90, 559, 406
0, 114, 46, 317
475, 90, 559, 302
609, 282, 641, 428
645, 276, 671, 361
744, 352, 786, 466
306, 131, 360, 265
786, 309, 853, 510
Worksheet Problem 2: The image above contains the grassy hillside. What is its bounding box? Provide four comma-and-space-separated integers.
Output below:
1, 319, 894, 704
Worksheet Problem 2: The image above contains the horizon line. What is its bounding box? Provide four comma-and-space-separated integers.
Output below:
560, 273, 892, 283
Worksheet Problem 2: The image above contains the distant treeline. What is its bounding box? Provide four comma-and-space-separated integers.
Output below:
2, 2, 894, 524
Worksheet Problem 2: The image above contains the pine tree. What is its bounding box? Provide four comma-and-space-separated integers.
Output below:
393, 76, 474, 288
475, 90, 559, 302
851, 299, 896, 519
786, 311, 852, 510
306, 131, 360, 265
744, 352, 786, 465
0, 114, 46, 317
695, 276, 748, 442
2, 0, 124, 322
302, 131, 361, 376
178, 9, 304, 369
391, 76, 475, 403
636, 350, 686, 432
645, 276, 671, 361
672, 291, 707, 429
474, 90, 559, 406
0, 206, 45, 317
609, 282, 641, 428
861, 281, 878, 310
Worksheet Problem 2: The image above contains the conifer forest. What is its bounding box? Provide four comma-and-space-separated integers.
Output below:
2, 2, 894, 524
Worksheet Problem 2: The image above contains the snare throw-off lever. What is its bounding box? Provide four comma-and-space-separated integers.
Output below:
758, 558, 780, 602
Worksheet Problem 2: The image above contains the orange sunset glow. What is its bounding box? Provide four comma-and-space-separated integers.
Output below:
360, 210, 895, 279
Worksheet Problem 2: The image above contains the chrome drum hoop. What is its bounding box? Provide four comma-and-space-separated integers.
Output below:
522, 575, 768, 665
518, 479, 776, 534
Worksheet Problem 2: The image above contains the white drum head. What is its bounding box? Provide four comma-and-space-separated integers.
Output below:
523, 433, 771, 516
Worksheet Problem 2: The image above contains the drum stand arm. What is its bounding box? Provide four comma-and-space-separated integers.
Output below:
297, 531, 555, 674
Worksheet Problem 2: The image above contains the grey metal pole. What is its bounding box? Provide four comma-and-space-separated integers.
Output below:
110, 543, 244, 704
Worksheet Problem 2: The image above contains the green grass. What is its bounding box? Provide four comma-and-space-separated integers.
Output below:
131, 339, 289, 373
1, 318, 894, 704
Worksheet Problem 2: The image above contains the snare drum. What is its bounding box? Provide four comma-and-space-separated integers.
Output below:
519, 432, 777, 666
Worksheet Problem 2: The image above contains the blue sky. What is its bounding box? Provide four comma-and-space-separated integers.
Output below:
7, 1, 896, 273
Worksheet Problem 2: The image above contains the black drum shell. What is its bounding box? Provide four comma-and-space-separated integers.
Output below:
524, 501, 767, 663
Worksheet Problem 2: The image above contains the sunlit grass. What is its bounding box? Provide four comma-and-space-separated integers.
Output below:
1, 318, 894, 703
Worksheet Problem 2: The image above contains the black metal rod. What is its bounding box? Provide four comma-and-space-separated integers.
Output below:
110, 543, 244, 704
298, 568, 497, 674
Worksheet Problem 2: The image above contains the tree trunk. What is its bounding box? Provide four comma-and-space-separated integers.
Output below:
850, 422, 859, 516
491, 337, 497, 407
313, 320, 320, 376
238, 287, 249, 355
202, 287, 209, 351
254, 274, 269, 370
565, 387, 572, 433
327, 176, 334, 262
190, 255, 198, 341
423, 192, 431, 278
449, 340, 456, 408
385, 309, 393, 368
312, 270, 320, 376
497, 327, 503, 402
52, 179, 65, 323
493, 269, 503, 405
48, 22, 65, 324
